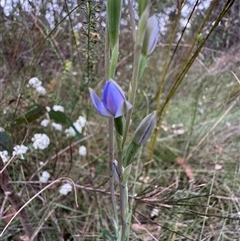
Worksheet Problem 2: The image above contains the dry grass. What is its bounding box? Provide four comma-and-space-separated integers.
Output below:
1, 1, 240, 240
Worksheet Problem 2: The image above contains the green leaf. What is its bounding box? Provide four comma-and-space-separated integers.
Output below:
102, 229, 115, 240
123, 142, 141, 167
107, 0, 122, 49
14, 104, 46, 124
122, 164, 131, 185
109, 42, 119, 78
0, 131, 13, 152
138, 54, 148, 80
48, 110, 70, 125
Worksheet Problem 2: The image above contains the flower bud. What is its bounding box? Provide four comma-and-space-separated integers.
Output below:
107, 0, 122, 49
142, 15, 159, 56
132, 111, 156, 145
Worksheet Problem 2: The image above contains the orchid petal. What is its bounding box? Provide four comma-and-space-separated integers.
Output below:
115, 100, 132, 118
103, 80, 131, 117
89, 88, 112, 117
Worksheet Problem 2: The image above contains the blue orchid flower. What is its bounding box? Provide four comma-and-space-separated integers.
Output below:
89, 79, 132, 118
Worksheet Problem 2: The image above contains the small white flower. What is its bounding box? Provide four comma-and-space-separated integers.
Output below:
151, 207, 159, 218
13, 145, 28, 155
73, 122, 82, 133
59, 183, 72, 195
198, 108, 204, 115
12, 145, 28, 159
40, 119, 50, 127
72, 71, 77, 75
64, 127, 76, 137
64, 116, 86, 137
36, 86, 46, 95
46, 106, 51, 112
39, 171, 51, 183
51, 122, 63, 131
28, 77, 42, 88
0, 150, 10, 163
226, 122, 231, 127
79, 145, 87, 156
76, 116, 86, 128
32, 133, 50, 150
173, 129, 185, 135
0, 127, 5, 132
53, 105, 64, 112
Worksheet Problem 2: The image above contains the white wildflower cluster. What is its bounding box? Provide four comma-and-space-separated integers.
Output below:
161, 123, 168, 132
1, 144, 29, 163
51, 122, 62, 131
40, 119, 50, 127
12, 145, 28, 159
0, 150, 10, 163
65, 116, 86, 137
52, 105, 65, 112
32, 133, 50, 150
39, 171, 51, 183
160, 122, 185, 136
59, 183, 72, 195
40, 119, 63, 131
28, 77, 46, 95
172, 124, 185, 135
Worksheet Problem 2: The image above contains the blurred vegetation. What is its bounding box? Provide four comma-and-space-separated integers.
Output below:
0, 0, 240, 240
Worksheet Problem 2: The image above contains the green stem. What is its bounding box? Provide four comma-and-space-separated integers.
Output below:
117, 149, 127, 241
127, 147, 142, 241
122, 44, 142, 147
105, 22, 118, 235
109, 117, 119, 234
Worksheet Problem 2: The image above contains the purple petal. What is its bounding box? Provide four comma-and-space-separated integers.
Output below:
103, 80, 126, 116
115, 100, 133, 118
89, 88, 112, 117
